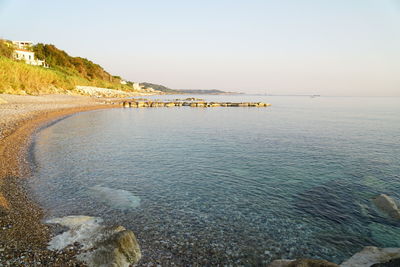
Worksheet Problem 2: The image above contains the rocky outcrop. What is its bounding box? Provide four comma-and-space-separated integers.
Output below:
268, 259, 339, 267
47, 216, 141, 267
76, 86, 135, 98
340, 246, 400, 267
372, 194, 400, 220
76, 86, 158, 98
86, 229, 141, 267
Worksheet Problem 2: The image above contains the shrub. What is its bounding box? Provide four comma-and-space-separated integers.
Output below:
0, 39, 14, 59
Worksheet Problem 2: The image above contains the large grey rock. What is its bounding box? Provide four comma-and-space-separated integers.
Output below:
340, 246, 400, 267
89, 229, 141, 267
372, 194, 400, 220
268, 259, 339, 267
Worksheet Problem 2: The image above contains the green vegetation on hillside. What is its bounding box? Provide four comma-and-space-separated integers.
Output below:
0, 39, 136, 95
33, 44, 118, 82
0, 41, 14, 59
0, 56, 83, 94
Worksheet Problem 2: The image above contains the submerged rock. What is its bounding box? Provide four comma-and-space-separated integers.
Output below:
268, 259, 339, 267
372, 194, 400, 220
47, 215, 141, 266
294, 181, 368, 224
340, 246, 400, 267
368, 222, 400, 247
314, 232, 375, 255
88, 185, 141, 210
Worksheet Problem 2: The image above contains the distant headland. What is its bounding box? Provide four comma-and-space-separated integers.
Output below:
139, 82, 240, 95
0, 39, 237, 97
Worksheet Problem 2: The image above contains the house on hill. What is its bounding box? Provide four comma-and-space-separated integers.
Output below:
12, 40, 33, 49
12, 41, 48, 67
14, 49, 46, 66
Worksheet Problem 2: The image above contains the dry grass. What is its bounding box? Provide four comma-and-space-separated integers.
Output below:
0, 57, 135, 95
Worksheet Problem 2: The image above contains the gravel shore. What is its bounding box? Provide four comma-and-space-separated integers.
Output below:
0, 94, 119, 265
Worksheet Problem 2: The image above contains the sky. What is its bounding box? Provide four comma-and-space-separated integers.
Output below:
0, 0, 399, 96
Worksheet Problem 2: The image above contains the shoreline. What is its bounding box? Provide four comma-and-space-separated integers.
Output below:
0, 95, 119, 264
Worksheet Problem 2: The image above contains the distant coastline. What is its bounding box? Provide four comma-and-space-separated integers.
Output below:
139, 82, 241, 95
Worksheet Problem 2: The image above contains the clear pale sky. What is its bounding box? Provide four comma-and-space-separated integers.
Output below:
1, 0, 399, 96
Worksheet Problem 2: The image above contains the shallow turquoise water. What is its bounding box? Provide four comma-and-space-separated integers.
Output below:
29, 96, 400, 265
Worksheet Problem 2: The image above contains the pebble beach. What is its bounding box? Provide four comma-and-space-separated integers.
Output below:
0, 94, 118, 265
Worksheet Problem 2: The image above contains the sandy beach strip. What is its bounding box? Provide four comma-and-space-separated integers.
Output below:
0, 94, 119, 265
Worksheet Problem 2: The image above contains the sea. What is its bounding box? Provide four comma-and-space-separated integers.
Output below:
28, 95, 400, 265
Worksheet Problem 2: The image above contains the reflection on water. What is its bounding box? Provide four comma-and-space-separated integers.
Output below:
29, 96, 400, 265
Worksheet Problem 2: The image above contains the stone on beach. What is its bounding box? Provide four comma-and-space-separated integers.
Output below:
89, 229, 141, 267
340, 246, 400, 267
372, 194, 400, 220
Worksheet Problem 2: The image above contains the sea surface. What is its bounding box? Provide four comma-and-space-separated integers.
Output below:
28, 95, 400, 265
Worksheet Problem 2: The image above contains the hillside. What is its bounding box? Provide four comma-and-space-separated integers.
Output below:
139, 82, 179, 93
140, 82, 230, 95
32, 44, 120, 83
0, 40, 138, 95
178, 89, 228, 94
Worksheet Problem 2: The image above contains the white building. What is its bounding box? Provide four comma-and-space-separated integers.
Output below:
12, 41, 33, 49
14, 49, 34, 62
132, 82, 142, 90
12, 40, 48, 67
13, 49, 47, 67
